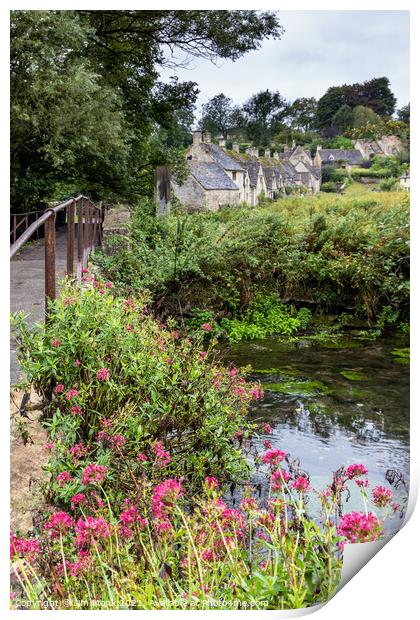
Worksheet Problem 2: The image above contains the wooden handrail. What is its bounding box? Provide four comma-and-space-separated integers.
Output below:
10, 195, 104, 318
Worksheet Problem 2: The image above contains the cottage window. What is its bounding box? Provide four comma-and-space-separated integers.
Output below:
232, 172, 237, 181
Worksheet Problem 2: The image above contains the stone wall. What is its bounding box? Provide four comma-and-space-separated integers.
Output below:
172, 176, 206, 211
205, 189, 240, 211
102, 203, 131, 254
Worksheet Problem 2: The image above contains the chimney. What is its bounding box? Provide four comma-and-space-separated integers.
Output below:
203, 131, 211, 144
284, 145, 288, 153
292, 139, 296, 149
245, 147, 253, 156
218, 136, 226, 148
252, 148, 259, 158
232, 143, 240, 153
264, 149, 271, 159
193, 131, 202, 147
273, 151, 279, 160
316, 145, 322, 152
340, 146, 344, 150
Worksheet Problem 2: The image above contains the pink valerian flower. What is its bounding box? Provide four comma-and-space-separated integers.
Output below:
271, 469, 291, 491
74, 516, 110, 548
346, 463, 368, 479
263, 440, 272, 450
240, 497, 258, 512
204, 476, 219, 491
65, 388, 79, 401
201, 323, 213, 332
45, 512, 75, 538
10, 532, 40, 561
51, 339, 61, 348
123, 298, 135, 311
355, 479, 369, 488
201, 547, 216, 562
70, 442, 89, 463
233, 386, 247, 397
262, 449, 287, 467
261, 422, 273, 435
104, 281, 113, 289
338, 511, 384, 543
155, 519, 173, 535
229, 367, 238, 378
71, 405, 82, 415
391, 502, 401, 513
372, 485, 393, 508
152, 479, 184, 520
213, 379, 222, 389
71, 493, 87, 510
137, 452, 148, 462
256, 510, 275, 529
171, 330, 180, 340
81, 268, 89, 274
291, 476, 310, 494
251, 385, 265, 401
118, 505, 148, 539
220, 508, 245, 535
74, 359, 81, 367
153, 441, 171, 468
67, 552, 92, 577
198, 351, 207, 360
97, 367, 110, 382
111, 434, 126, 449
101, 418, 113, 429
55, 384, 64, 394
42, 442, 55, 452
56, 471, 73, 487
81, 464, 107, 486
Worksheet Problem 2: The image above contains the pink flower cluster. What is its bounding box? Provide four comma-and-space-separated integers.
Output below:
118, 506, 147, 539
346, 463, 368, 479
271, 469, 291, 490
153, 441, 171, 468
51, 339, 61, 348
97, 367, 110, 382
372, 485, 393, 508
291, 476, 310, 494
204, 476, 219, 491
262, 449, 287, 467
56, 471, 72, 487
45, 512, 75, 538
55, 384, 64, 394
65, 388, 79, 401
338, 511, 383, 543
10, 532, 40, 561
152, 479, 184, 532
201, 323, 213, 332
75, 516, 110, 548
81, 463, 107, 486
71, 493, 87, 510
70, 442, 89, 463
261, 422, 273, 435
96, 431, 126, 450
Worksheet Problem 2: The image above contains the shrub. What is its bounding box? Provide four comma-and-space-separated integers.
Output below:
379, 177, 399, 192
220, 294, 312, 342
320, 182, 338, 193
11, 276, 259, 488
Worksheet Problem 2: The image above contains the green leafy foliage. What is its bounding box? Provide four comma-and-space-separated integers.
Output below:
94, 192, 409, 331
11, 278, 257, 488
221, 295, 312, 342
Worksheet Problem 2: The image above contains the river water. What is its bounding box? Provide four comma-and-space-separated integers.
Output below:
225, 335, 409, 530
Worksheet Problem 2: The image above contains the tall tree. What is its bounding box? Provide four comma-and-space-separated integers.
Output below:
242, 89, 289, 145
352, 106, 381, 129
331, 104, 354, 133
285, 97, 317, 131
397, 103, 410, 124
199, 94, 235, 138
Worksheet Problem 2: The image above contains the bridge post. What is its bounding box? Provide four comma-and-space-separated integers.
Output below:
44, 214, 56, 317
155, 166, 171, 217
67, 199, 75, 276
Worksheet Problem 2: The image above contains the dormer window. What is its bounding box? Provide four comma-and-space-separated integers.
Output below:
232, 172, 237, 181
328, 155, 335, 161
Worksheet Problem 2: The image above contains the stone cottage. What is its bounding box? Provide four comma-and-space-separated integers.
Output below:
399, 168, 410, 190
313, 146, 364, 170
172, 131, 321, 211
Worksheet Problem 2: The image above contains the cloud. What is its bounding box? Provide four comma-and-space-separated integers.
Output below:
159, 10, 409, 114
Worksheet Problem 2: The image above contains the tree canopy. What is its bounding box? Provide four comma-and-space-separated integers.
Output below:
10, 10, 283, 211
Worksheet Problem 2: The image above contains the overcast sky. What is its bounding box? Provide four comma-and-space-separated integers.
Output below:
160, 10, 410, 119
